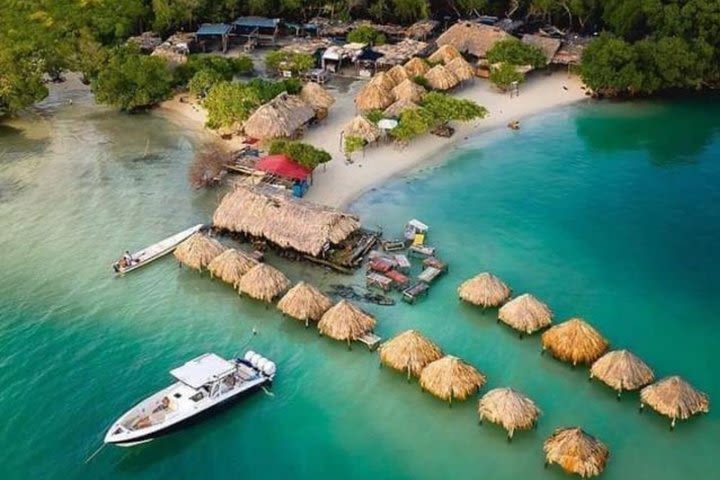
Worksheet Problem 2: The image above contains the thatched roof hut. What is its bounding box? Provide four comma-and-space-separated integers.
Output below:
478, 388, 540, 439
436, 22, 512, 58
213, 185, 360, 258
379, 330, 442, 379
428, 44, 461, 64
444, 56, 475, 82
174, 233, 225, 271
374, 39, 430, 67
424, 65, 459, 91
207, 248, 257, 288
237, 263, 291, 302
590, 350, 654, 396
368, 71, 397, 91
498, 293, 552, 335
419, 355, 486, 404
391, 78, 426, 102
404, 57, 430, 77
543, 427, 609, 478
458, 272, 511, 308
243, 92, 314, 140
640, 376, 709, 427
522, 34, 561, 65
405, 19, 439, 40
318, 300, 376, 344
541, 318, 608, 366
300, 82, 335, 114
386, 65, 409, 85
355, 82, 394, 112
343, 115, 381, 143
383, 98, 419, 119
277, 281, 332, 327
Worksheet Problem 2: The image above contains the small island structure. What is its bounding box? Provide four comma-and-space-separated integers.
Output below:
378, 330, 442, 380
419, 355, 486, 405
277, 281, 333, 327
590, 350, 655, 399
243, 92, 314, 140
174, 233, 226, 271
207, 248, 258, 289
543, 427, 609, 478
541, 318, 609, 366
318, 299, 379, 350
237, 263, 291, 302
458, 272, 511, 308
639, 376, 709, 429
478, 388, 541, 441
497, 293, 552, 336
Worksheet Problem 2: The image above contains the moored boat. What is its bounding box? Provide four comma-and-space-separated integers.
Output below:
112, 223, 204, 274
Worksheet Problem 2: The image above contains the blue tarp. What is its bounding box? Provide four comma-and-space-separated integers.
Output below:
233, 16, 280, 29
195, 23, 232, 36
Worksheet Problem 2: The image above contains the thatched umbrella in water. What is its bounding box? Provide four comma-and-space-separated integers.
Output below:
174, 233, 226, 271
379, 330, 442, 380
404, 57, 430, 77
237, 263, 291, 302
543, 427, 609, 478
355, 82, 394, 112
541, 317, 608, 366
207, 248, 257, 288
383, 98, 419, 119
444, 56, 476, 82
458, 272, 511, 308
391, 78, 426, 103
368, 71, 397, 91
343, 115, 381, 144
478, 388, 541, 440
424, 65, 459, 91
498, 293, 552, 336
640, 376, 709, 429
318, 299, 376, 348
419, 355, 486, 405
386, 64, 409, 85
428, 44, 461, 64
590, 349, 654, 399
277, 281, 332, 327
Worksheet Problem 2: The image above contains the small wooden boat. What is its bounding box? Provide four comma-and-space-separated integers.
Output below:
418, 266, 443, 284
367, 272, 393, 291
385, 269, 409, 288
382, 239, 406, 252
394, 254, 411, 272
422, 256, 447, 272
409, 244, 436, 257
402, 282, 429, 304
112, 224, 205, 274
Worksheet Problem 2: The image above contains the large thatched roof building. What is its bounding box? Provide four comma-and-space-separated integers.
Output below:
379, 330, 442, 379
498, 293, 552, 335
207, 248, 257, 288
640, 376, 709, 427
213, 185, 361, 258
243, 92, 314, 140
343, 115, 382, 143
541, 318, 608, 366
458, 272, 511, 308
478, 388, 540, 439
318, 299, 376, 344
174, 233, 226, 271
590, 350, 654, 396
277, 281, 332, 327
355, 82, 395, 112
391, 78, 426, 102
424, 65, 459, 91
419, 355, 486, 404
436, 22, 512, 58
522, 34, 562, 65
543, 427, 609, 478
237, 263, 290, 302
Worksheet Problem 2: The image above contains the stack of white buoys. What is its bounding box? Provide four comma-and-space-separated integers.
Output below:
244, 351, 277, 378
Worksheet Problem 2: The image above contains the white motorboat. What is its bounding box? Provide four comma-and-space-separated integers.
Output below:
104, 351, 276, 446
112, 223, 205, 274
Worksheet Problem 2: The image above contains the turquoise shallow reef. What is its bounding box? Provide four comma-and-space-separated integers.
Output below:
0, 88, 718, 479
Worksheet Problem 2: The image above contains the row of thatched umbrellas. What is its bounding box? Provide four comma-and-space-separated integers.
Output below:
457, 272, 710, 429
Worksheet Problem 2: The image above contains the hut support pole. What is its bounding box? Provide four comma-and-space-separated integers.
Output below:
639, 403, 644, 413
671, 418, 676, 430
617, 389, 622, 401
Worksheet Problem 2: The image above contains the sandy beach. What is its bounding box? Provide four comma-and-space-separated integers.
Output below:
158, 71, 588, 208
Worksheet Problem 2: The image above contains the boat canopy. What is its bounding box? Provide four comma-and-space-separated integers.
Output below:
170, 353, 236, 389
407, 219, 429, 232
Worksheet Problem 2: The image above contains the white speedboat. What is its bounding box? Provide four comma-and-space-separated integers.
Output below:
112, 223, 205, 274
105, 351, 276, 446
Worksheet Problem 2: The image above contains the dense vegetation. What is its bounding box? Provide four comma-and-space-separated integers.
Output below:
265, 51, 315, 75
267, 139, 332, 169
487, 39, 546, 69
347, 25, 387, 45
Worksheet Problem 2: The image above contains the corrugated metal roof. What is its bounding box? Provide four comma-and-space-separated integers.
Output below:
195, 23, 232, 36
233, 16, 280, 29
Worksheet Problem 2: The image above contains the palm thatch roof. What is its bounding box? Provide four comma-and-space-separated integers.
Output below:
391, 78, 426, 102
386, 65, 409, 85
173, 233, 226, 271
355, 82, 395, 112
640, 376, 709, 426
405, 20, 439, 40
424, 65, 459, 91
404, 57, 430, 77
541, 318, 608, 366
444, 56, 476, 82
368, 71, 397, 91
590, 350, 654, 394
437, 22, 512, 58
543, 427, 609, 478
237, 263, 291, 302
374, 39, 430, 67
419, 355, 486, 403
318, 299, 376, 343
522, 34, 562, 65
379, 330, 443, 379
428, 44, 461, 64
299, 82, 335, 113
343, 115, 381, 143
498, 293, 552, 335
277, 281, 332, 327
243, 92, 314, 140
383, 98, 419, 119
458, 272, 511, 308
478, 388, 540, 438
207, 248, 258, 288
213, 185, 360, 257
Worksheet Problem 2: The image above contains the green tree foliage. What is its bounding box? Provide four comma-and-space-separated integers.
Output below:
174, 55, 253, 86
343, 135, 365, 159
421, 92, 488, 125
390, 108, 434, 142
347, 25, 387, 45
152, 0, 203, 32
365, 109, 385, 124
489, 63, 524, 91
0, 50, 48, 117
412, 75, 430, 89
487, 39, 547, 69
245, 78, 302, 102
203, 82, 261, 129
265, 51, 315, 75
391, 0, 429, 23
267, 139, 331, 169
189, 69, 224, 97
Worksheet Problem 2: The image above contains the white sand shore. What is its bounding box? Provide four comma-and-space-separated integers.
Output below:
157, 71, 589, 208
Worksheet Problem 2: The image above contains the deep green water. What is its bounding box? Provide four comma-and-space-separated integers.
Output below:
1, 87, 718, 479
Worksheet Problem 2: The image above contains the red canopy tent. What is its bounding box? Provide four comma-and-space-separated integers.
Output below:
256, 154, 312, 181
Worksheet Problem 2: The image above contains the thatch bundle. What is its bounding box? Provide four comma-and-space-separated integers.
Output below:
300, 82, 335, 114
386, 65, 409, 85
318, 300, 376, 343
243, 92, 314, 140
428, 44, 461, 64
498, 293, 552, 335
436, 22, 512, 58
590, 350, 654, 395
174, 233, 225, 271
424, 65, 459, 91
640, 376, 709, 427
379, 330, 442, 379
404, 57, 430, 77
355, 82, 395, 112
543, 427, 609, 478
419, 355, 486, 404
207, 248, 257, 288
541, 318, 608, 366
458, 272, 511, 308
213, 185, 360, 257
343, 115, 381, 143
383, 98, 419, 119
478, 388, 540, 439
368, 71, 397, 91
277, 281, 332, 327
237, 263, 291, 302
444, 56, 476, 82
391, 78, 426, 103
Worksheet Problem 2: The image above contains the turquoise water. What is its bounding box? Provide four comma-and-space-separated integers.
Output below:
1, 89, 718, 479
